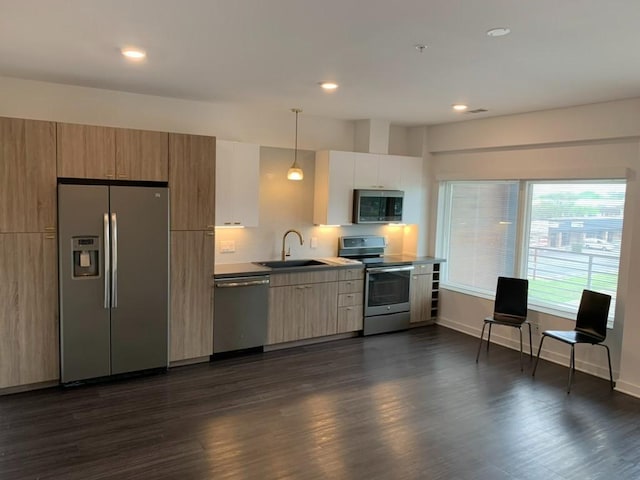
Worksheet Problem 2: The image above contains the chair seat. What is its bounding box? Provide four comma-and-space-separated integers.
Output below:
485, 313, 527, 326
543, 330, 605, 345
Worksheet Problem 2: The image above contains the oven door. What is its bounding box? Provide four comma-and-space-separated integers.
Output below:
364, 265, 413, 316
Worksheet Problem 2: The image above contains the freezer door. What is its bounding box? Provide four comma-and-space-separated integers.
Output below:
58, 184, 111, 383
109, 186, 169, 374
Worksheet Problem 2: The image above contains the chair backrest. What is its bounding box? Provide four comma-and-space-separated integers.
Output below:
575, 289, 611, 340
494, 276, 528, 318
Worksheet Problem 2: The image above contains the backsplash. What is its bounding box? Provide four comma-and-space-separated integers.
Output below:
214, 146, 416, 264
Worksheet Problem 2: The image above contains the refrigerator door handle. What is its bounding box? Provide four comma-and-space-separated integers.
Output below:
111, 212, 118, 308
103, 213, 110, 309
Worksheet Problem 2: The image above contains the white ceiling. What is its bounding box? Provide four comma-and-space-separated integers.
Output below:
2, 0, 640, 126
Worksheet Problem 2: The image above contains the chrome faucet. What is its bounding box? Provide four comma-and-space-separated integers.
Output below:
281, 229, 304, 261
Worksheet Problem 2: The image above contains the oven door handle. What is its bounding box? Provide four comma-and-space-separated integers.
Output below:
367, 265, 415, 273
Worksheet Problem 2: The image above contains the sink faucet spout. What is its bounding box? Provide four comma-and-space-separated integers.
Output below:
281, 229, 304, 261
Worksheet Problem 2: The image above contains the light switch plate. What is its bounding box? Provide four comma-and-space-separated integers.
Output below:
220, 240, 235, 253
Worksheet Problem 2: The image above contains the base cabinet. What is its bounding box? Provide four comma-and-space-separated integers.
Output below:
410, 263, 440, 324
0, 233, 58, 388
337, 268, 364, 333
267, 270, 339, 344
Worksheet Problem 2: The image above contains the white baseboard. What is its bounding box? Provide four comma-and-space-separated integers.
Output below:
436, 315, 639, 398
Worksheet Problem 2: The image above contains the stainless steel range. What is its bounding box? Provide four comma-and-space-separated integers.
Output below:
338, 235, 414, 335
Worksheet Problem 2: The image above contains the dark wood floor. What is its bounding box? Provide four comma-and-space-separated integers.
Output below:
1, 326, 639, 480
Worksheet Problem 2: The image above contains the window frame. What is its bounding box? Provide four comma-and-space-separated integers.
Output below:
437, 178, 626, 325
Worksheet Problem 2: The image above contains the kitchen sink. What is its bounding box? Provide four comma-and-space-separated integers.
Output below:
254, 259, 330, 269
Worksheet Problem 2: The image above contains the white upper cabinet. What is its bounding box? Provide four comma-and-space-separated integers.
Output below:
314, 150, 423, 225
353, 153, 403, 190
215, 140, 260, 227
396, 155, 424, 224
314, 150, 355, 225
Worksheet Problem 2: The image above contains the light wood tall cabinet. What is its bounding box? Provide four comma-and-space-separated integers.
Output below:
215, 140, 260, 227
169, 133, 216, 231
57, 123, 168, 181
168, 133, 216, 362
0, 117, 56, 233
0, 233, 58, 388
170, 230, 214, 361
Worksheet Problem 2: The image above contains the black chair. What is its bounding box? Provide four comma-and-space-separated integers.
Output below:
476, 276, 531, 371
532, 289, 614, 394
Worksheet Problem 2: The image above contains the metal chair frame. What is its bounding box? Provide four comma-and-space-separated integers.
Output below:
532, 289, 614, 394
476, 277, 531, 371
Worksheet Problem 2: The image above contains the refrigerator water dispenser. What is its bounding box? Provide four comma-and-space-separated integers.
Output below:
72, 236, 100, 278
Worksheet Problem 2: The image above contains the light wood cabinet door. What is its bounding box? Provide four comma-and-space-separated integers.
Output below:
267, 281, 339, 344
307, 282, 339, 338
410, 273, 433, 324
115, 128, 168, 181
169, 133, 216, 230
57, 123, 116, 179
267, 285, 304, 344
0, 117, 56, 233
337, 306, 363, 333
0, 233, 58, 388
170, 230, 214, 361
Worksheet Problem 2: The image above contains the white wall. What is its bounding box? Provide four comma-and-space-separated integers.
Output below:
426, 98, 640, 397
0, 76, 355, 151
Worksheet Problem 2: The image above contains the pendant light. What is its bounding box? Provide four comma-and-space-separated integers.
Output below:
287, 108, 304, 181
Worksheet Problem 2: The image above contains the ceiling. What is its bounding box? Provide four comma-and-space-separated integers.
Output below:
2, 0, 640, 126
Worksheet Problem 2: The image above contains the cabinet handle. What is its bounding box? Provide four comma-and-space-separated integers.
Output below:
44, 226, 56, 232
233, 221, 241, 225
206, 232, 214, 237
117, 173, 128, 178
44, 234, 56, 240
207, 225, 215, 229
346, 307, 353, 311
105, 173, 115, 178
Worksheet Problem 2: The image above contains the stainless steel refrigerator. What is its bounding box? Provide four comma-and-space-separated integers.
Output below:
58, 183, 169, 383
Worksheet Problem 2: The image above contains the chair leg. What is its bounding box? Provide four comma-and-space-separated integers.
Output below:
527, 323, 533, 359
519, 327, 523, 371
476, 321, 487, 363
602, 344, 615, 390
532, 335, 546, 377
567, 344, 575, 394
486, 323, 493, 352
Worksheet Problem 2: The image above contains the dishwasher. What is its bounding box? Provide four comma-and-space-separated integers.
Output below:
213, 274, 270, 353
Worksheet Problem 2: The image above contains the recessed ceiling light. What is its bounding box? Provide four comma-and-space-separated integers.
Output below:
452, 104, 468, 111
121, 47, 146, 60
320, 82, 338, 91
486, 27, 511, 37
414, 44, 428, 53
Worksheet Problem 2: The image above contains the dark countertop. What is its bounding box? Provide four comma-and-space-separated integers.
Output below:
214, 259, 364, 278
214, 256, 444, 278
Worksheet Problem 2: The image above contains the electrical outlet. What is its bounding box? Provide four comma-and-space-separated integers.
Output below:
310, 237, 318, 248
531, 322, 540, 334
220, 240, 235, 253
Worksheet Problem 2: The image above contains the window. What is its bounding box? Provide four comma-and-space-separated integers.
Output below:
438, 181, 519, 294
524, 181, 625, 320
438, 179, 625, 322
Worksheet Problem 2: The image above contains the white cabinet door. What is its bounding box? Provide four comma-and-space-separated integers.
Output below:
353, 152, 380, 189
314, 150, 355, 225
397, 155, 424, 224
215, 140, 260, 227
353, 153, 403, 190
232, 142, 260, 227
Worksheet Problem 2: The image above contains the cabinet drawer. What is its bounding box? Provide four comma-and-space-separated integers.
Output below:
338, 279, 363, 294
269, 269, 339, 287
338, 292, 362, 307
413, 263, 434, 275
337, 306, 363, 332
339, 268, 364, 281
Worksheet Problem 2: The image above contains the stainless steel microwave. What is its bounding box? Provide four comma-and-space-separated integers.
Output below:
352, 189, 404, 224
